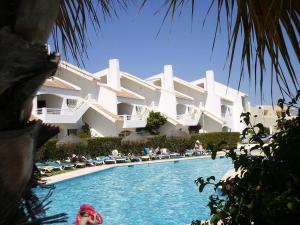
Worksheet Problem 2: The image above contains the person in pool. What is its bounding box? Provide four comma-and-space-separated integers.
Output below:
77, 210, 98, 225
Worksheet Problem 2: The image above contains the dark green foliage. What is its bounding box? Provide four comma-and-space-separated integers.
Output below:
79, 123, 91, 138
145, 111, 167, 135
190, 133, 240, 150
193, 94, 300, 225
35, 132, 240, 161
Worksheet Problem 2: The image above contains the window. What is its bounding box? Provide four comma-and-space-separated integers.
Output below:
119, 130, 131, 137
241, 96, 247, 110
37, 100, 46, 108
135, 105, 144, 114
221, 105, 227, 114
67, 129, 77, 136
67, 99, 77, 108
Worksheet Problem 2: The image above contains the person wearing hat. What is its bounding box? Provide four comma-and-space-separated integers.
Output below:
194, 140, 203, 150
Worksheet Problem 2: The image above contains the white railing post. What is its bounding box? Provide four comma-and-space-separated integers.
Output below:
42, 107, 47, 115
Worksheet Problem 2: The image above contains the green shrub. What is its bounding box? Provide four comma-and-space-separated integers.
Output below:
193, 94, 300, 225
145, 111, 167, 134
36, 132, 240, 161
190, 132, 240, 150
79, 123, 91, 138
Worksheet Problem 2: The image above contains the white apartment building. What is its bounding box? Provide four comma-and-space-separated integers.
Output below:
32, 59, 249, 138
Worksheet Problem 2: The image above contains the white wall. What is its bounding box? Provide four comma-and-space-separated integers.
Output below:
121, 77, 159, 106
204, 71, 221, 117
159, 89, 177, 117
98, 87, 118, 114
56, 66, 98, 99
174, 81, 206, 108
200, 114, 222, 132
83, 108, 122, 137
214, 81, 248, 132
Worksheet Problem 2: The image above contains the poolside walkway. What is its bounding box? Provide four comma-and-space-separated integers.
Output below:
45, 153, 225, 184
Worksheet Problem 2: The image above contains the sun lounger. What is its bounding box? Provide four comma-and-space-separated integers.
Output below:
130, 157, 141, 162
150, 154, 161, 160
184, 149, 194, 157
170, 152, 180, 158
116, 157, 130, 163
92, 158, 105, 166
161, 154, 170, 159
36, 165, 55, 173
104, 157, 116, 164
45, 162, 64, 171
61, 163, 75, 169
141, 155, 150, 161
75, 162, 86, 168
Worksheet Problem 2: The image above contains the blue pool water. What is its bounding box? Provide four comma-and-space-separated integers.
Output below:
37, 157, 232, 225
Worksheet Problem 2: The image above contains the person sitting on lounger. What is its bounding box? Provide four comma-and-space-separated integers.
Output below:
154, 146, 161, 155
194, 140, 203, 150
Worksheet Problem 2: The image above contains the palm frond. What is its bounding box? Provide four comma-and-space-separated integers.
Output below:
52, 0, 128, 65
145, 0, 300, 98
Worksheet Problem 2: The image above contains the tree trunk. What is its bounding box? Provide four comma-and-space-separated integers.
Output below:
0, 1, 65, 224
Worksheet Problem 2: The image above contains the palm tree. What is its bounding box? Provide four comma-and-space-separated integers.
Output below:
0, 0, 298, 224
149, 0, 299, 98
0, 1, 127, 224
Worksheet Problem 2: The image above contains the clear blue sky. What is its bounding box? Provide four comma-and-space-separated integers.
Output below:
51, 1, 299, 105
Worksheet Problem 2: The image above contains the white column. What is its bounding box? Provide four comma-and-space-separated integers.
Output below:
162, 65, 174, 91
158, 65, 177, 117
204, 70, 221, 117
107, 59, 121, 90
205, 70, 215, 93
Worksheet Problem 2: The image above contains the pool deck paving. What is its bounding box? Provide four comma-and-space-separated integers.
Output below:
45, 153, 226, 184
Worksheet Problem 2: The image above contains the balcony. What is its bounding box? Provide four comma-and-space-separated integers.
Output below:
117, 103, 149, 128
33, 94, 94, 124
176, 109, 202, 126
119, 114, 148, 128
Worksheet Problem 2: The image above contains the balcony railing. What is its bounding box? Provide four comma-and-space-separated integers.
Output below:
119, 114, 144, 121
33, 94, 94, 124
36, 108, 74, 115
118, 108, 149, 128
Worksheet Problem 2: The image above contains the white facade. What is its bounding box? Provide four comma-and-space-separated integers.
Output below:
250, 105, 297, 134
32, 59, 249, 138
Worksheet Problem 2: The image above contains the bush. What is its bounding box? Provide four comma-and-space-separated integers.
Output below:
79, 123, 91, 138
191, 132, 240, 150
145, 111, 167, 134
193, 94, 300, 225
35, 132, 240, 161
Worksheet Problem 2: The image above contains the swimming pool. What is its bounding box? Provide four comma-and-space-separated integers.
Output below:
37, 157, 232, 225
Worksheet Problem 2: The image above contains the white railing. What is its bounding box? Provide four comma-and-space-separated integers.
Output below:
176, 113, 197, 120
33, 94, 94, 123
119, 114, 144, 121
117, 106, 149, 128
36, 107, 74, 115
176, 106, 202, 126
